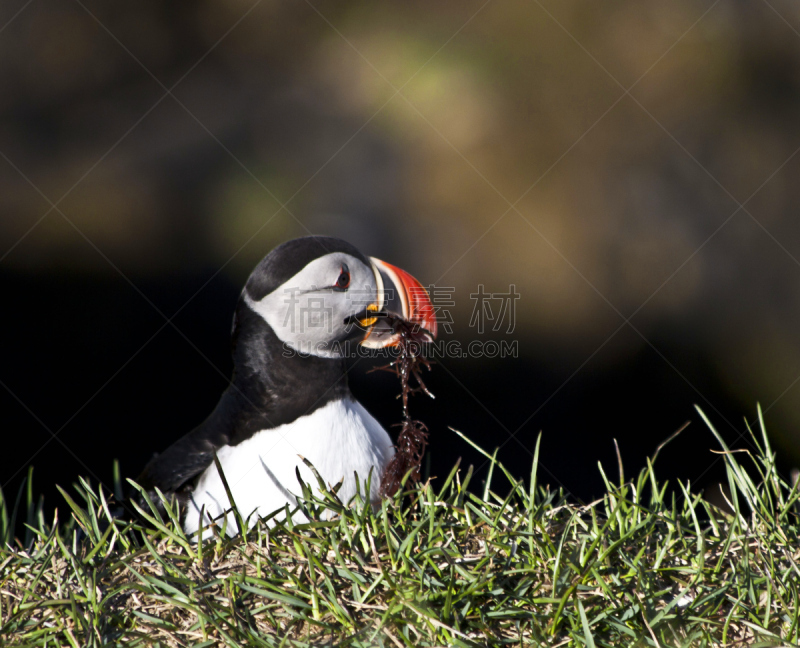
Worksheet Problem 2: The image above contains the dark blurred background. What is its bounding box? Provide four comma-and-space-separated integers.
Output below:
3, 0, 800, 516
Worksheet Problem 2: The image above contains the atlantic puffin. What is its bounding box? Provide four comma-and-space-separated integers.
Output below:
136, 236, 437, 537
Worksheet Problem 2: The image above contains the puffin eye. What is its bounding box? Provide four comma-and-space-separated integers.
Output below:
335, 264, 350, 290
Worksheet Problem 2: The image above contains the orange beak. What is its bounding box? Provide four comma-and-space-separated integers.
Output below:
359, 257, 438, 348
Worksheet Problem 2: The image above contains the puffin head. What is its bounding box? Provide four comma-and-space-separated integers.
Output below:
240, 236, 437, 358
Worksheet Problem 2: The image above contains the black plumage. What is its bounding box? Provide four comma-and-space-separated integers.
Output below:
135, 236, 368, 501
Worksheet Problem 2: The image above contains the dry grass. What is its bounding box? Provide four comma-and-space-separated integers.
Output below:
1, 406, 800, 647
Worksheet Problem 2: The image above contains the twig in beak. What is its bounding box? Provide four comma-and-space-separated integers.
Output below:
370, 314, 435, 498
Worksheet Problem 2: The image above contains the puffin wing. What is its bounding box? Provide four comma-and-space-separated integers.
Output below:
136, 431, 223, 497
134, 386, 272, 500
134, 393, 247, 501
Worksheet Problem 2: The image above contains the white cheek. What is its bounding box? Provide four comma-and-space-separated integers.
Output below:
243, 253, 377, 358
245, 292, 341, 357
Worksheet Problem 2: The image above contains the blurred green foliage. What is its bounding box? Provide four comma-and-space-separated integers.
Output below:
3, 0, 800, 457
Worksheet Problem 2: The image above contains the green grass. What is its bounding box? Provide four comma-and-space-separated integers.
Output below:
1, 405, 799, 647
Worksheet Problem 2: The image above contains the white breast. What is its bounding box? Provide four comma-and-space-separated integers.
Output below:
183, 398, 394, 537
